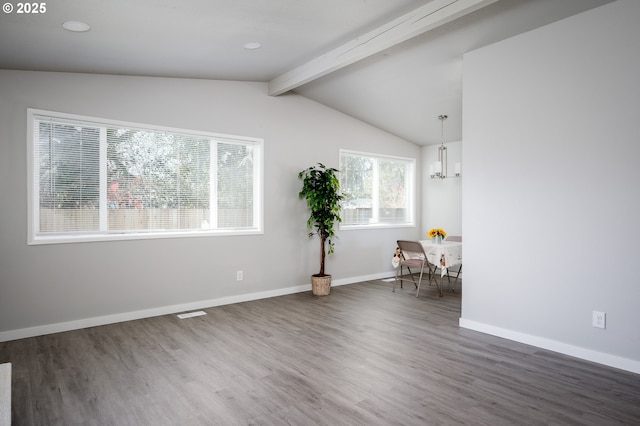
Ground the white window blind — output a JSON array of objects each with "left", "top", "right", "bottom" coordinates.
[
  {"left": 28, "top": 109, "right": 263, "bottom": 244},
  {"left": 35, "top": 117, "right": 102, "bottom": 233},
  {"left": 340, "top": 150, "right": 415, "bottom": 228}
]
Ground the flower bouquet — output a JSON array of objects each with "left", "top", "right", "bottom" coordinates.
[{"left": 428, "top": 228, "right": 446, "bottom": 243}]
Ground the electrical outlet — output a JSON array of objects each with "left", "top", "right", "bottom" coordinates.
[
  {"left": 236, "top": 270, "right": 243, "bottom": 281},
  {"left": 592, "top": 311, "right": 606, "bottom": 329}
]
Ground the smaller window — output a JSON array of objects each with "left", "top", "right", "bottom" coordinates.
[{"left": 340, "top": 150, "right": 415, "bottom": 228}]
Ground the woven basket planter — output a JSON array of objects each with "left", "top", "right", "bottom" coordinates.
[{"left": 311, "top": 274, "right": 332, "bottom": 296}]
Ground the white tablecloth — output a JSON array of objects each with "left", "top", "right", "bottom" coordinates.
[{"left": 420, "top": 240, "right": 462, "bottom": 276}]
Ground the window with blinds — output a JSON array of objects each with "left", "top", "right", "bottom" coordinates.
[
  {"left": 28, "top": 109, "right": 263, "bottom": 244},
  {"left": 340, "top": 149, "right": 415, "bottom": 228}
]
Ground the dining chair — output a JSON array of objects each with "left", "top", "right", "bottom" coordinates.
[
  {"left": 444, "top": 235, "right": 462, "bottom": 290},
  {"left": 394, "top": 240, "right": 443, "bottom": 297}
]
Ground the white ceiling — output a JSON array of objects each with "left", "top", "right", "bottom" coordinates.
[{"left": 0, "top": 0, "right": 613, "bottom": 145}]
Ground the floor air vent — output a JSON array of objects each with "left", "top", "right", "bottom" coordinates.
[{"left": 177, "top": 311, "right": 207, "bottom": 319}]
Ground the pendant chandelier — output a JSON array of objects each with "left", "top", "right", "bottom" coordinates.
[{"left": 429, "top": 114, "right": 461, "bottom": 179}]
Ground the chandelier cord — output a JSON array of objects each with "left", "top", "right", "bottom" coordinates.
[{"left": 438, "top": 114, "right": 447, "bottom": 146}]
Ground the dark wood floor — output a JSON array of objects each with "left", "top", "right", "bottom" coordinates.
[{"left": 1, "top": 279, "right": 639, "bottom": 425}]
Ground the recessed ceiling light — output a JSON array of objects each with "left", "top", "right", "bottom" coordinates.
[
  {"left": 62, "top": 21, "right": 91, "bottom": 32},
  {"left": 243, "top": 42, "right": 262, "bottom": 50}
]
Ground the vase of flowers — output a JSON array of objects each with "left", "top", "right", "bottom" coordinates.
[{"left": 428, "top": 228, "right": 446, "bottom": 244}]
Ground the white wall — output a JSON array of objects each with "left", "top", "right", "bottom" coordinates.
[
  {"left": 461, "top": 0, "right": 640, "bottom": 373},
  {"left": 421, "top": 141, "right": 462, "bottom": 239},
  {"left": 0, "top": 71, "right": 421, "bottom": 340}
]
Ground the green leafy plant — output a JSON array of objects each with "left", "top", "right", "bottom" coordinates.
[{"left": 298, "top": 163, "right": 345, "bottom": 277}]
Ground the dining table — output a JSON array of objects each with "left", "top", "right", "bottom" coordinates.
[{"left": 420, "top": 240, "right": 463, "bottom": 277}]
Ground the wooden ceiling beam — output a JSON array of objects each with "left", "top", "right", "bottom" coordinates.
[{"left": 268, "top": 0, "right": 498, "bottom": 96}]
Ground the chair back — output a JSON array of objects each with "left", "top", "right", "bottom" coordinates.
[
  {"left": 397, "top": 240, "right": 427, "bottom": 260},
  {"left": 446, "top": 235, "right": 462, "bottom": 242}
]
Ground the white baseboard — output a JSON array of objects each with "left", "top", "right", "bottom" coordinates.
[
  {"left": 332, "top": 271, "right": 394, "bottom": 286},
  {"left": 0, "top": 272, "right": 392, "bottom": 343},
  {"left": 459, "top": 318, "right": 640, "bottom": 375}
]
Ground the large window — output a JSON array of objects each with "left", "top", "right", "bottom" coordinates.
[
  {"left": 28, "top": 109, "right": 263, "bottom": 244},
  {"left": 340, "top": 150, "right": 415, "bottom": 228}
]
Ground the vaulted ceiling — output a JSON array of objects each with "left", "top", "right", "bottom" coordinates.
[{"left": 0, "top": 0, "right": 613, "bottom": 145}]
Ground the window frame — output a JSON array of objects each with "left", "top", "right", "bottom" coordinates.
[
  {"left": 339, "top": 149, "right": 416, "bottom": 230},
  {"left": 27, "top": 108, "right": 264, "bottom": 245}
]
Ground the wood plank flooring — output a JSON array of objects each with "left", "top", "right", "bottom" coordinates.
[{"left": 1, "top": 280, "right": 639, "bottom": 425}]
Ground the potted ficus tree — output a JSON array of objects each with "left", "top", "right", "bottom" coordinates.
[{"left": 298, "top": 163, "right": 345, "bottom": 296}]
